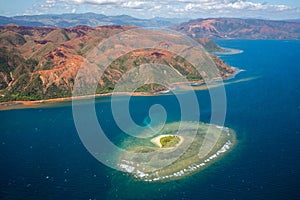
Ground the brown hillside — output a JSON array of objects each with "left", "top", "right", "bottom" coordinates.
[{"left": 0, "top": 25, "right": 233, "bottom": 101}]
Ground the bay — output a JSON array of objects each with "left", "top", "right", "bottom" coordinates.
[{"left": 0, "top": 40, "right": 299, "bottom": 199}]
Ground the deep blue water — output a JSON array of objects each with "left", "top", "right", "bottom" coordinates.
[{"left": 0, "top": 40, "right": 299, "bottom": 199}]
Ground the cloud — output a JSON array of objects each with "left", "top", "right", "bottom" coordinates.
[
  {"left": 121, "top": 1, "right": 145, "bottom": 9},
  {"left": 58, "top": 0, "right": 123, "bottom": 5},
  {"left": 45, "top": 0, "right": 56, "bottom": 3},
  {"left": 35, "top": 0, "right": 299, "bottom": 19},
  {"left": 178, "top": 0, "right": 292, "bottom": 12}
]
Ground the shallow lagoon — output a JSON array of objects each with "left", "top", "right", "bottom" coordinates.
[{"left": 118, "top": 122, "right": 236, "bottom": 182}]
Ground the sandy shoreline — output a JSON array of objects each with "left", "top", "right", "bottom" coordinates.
[
  {"left": 0, "top": 91, "right": 158, "bottom": 111},
  {"left": 0, "top": 82, "right": 224, "bottom": 111},
  {"left": 0, "top": 80, "right": 200, "bottom": 111},
  {"left": 151, "top": 134, "right": 184, "bottom": 148},
  {"left": 0, "top": 67, "right": 247, "bottom": 111}
]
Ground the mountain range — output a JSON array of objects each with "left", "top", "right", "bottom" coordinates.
[
  {"left": 1, "top": 13, "right": 299, "bottom": 39},
  {"left": 0, "top": 13, "right": 188, "bottom": 28}
]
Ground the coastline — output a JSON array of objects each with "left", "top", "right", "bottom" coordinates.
[
  {"left": 0, "top": 91, "right": 157, "bottom": 111},
  {"left": 0, "top": 83, "right": 210, "bottom": 111},
  {"left": 0, "top": 81, "right": 198, "bottom": 111},
  {"left": 0, "top": 81, "right": 232, "bottom": 111},
  {"left": 0, "top": 66, "right": 246, "bottom": 111}
]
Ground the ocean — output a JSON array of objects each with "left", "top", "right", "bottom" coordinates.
[{"left": 0, "top": 40, "right": 299, "bottom": 199}]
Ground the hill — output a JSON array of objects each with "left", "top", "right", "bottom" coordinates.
[
  {"left": 0, "top": 25, "right": 233, "bottom": 102},
  {"left": 174, "top": 18, "right": 300, "bottom": 39},
  {"left": 0, "top": 13, "right": 188, "bottom": 28}
]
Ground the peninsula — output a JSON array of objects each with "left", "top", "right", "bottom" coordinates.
[{"left": 0, "top": 25, "right": 234, "bottom": 106}]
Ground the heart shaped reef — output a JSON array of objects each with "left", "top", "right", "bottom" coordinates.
[{"left": 118, "top": 121, "right": 236, "bottom": 182}]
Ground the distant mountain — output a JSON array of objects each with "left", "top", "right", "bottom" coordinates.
[
  {"left": 285, "top": 19, "right": 300, "bottom": 23},
  {"left": 0, "top": 25, "right": 233, "bottom": 102},
  {"left": 3, "top": 14, "right": 299, "bottom": 40},
  {"left": 0, "top": 16, "right": 46, "bottom": 27},
  {"left": 0, "top": 13, "right": 188, "bottom": 28},
  {"left": 173, "top": 18, "right": 300, "bottom": 40}
]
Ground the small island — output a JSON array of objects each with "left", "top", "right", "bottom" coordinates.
[
  {"left": 118, "top": 122, "right": 236, "bottom": 182},
  {"left": 151, "top": 135, "right": 183, "bottom": 148}
]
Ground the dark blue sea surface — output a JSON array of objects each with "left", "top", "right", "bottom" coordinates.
[{"left": 0, "top": 40, "right": 299, "bottom": 199}]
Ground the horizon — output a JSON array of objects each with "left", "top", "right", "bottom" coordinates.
[
  {"left": 0, "top": 0, "right": 299, "bottom": 20},
  {"left": 1, "top": 12, "right": 299, "bottom": 22}
]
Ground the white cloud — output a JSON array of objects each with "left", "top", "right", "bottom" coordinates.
[
  {"left": 45, "top": 0, "right": 56, "bottom": 3},
  {"left": 35, "top": 0, "right": 299, "bottom": 19},
  {"left": 177, "top": 0, "right": 292, "bottom": 12},
  {"left": 58, "top": 0, "right": 123, "bottom": 5},
  {"left": 121, "top": 1, "right": 145, "bottom": 9}
]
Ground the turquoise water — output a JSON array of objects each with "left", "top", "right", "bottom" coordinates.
[{"left": 0, "top": 40, "right": 299, "bottom": 199}]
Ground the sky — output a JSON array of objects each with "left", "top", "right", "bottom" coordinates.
[{"left": 0, "top": 0, "right": 299, "bottom": 19}]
